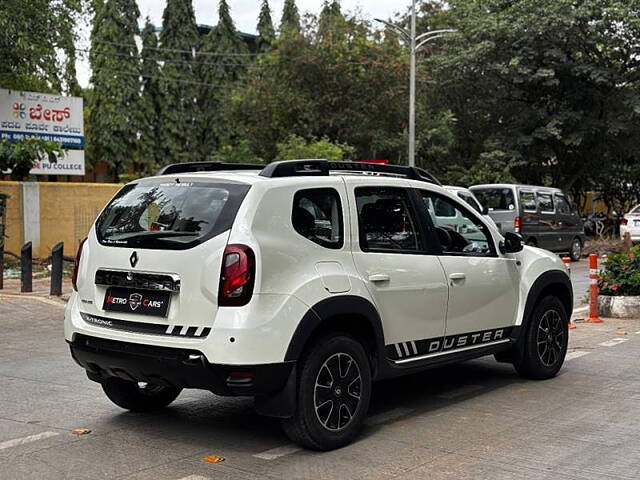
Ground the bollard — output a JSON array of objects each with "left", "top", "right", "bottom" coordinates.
[
  {"left": 585, "top": 253, "right": 603, "bottom": 323},
  {"left": 50, "top": 242, "right": 63, "bottom": 296},
  {"left": 562, "top": 257, "right": 576, "bottom": 329},
  {"left": 21, "top": 242, "right": 32, "bottom": 293}
]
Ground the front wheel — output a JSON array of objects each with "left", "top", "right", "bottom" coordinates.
[
  {"left": 102, "top": 378, "right": 182, "bottom": 412},
  {"left": 569, "top": 238, "right": 582, "bottom": 262},
  {"left": 282, "top": 334, "right": 372, "bottom": 450},
  {"left": 513, "top": 296, "right": 568, "bottom": 380}
]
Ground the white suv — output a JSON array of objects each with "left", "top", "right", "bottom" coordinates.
[{"left": 65, "top": 160, "right": 573, "bottom": 450}]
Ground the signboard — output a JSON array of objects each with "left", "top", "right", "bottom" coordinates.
[
  {"left": 0, "top": 89, "right": 84, "bottom": 148},
  {"left": 30, "top": 150, "right": 85, "bottom": 176}
]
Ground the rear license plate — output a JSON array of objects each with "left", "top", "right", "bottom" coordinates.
[{"left": 103, "top": 287, "right": 171, "bottom": 317}]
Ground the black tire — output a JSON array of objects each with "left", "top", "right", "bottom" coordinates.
[
  {"left": 513, "top": 296, "right": 568, "bottom": 380},
  {"left": 102, "top": 378, "right": 182, "bottom": 412},
  {"left": 282, "top": 334, "right": 372, "bottom": 450},
  {"left": 569, "top": 237, "right": 582, "bottom": 262}
]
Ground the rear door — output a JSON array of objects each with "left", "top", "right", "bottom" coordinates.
[
  {"left": 537, "top": 191, "right": 562, "bottom": 251},
  {"left": 346, "top": 179, "right": 449, "bottom": 362},
  {"left": 554, "top": 193, "right": 579, "bottom": 250},
  {"left": 470, "top": 186, "right": 517, "bottom": 235}
]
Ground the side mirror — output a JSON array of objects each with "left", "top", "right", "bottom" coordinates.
[{"left": 500, "top": 232, "right": 524, "bottom": 254}]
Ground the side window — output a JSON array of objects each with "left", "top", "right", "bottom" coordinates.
[
  {"left": 355, "top": 187, "right": 421, "bottom": 252},
  {"left": 555, "top": 195, "right": 572, "bottom": 215},
  {"left": 538, "top": 193, "right": 554, "bottom": 213},
  {"left": 292, "top": 188, "right": 343, "bottom": 249},
  {"left": 420, "top": 191, "right": 494, "bottom": 256},
  {"left": 520, "top": 191, "right": 537, "bottom": 212}
]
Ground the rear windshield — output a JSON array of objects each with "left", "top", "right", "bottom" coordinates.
[
  {"left": 96, "top": 181, "right": 250, "bottom": 249},
  {"left": 472, "top": 188, "right": 516, "bottom": 212}
]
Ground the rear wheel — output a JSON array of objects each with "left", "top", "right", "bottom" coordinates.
[
  {"left": 569, "top": 237, "right": 582, "bottom": 261},
  {"left": 513, "top": 296, "right": 568, "bottom": 380},
  {"left": 282, "top": 334, "right": 371, "bottom": 450},
  {"left": 102, "top": 378, "right": 181, "bottom": 412}
]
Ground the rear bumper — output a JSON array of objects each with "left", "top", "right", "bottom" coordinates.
[{"left": 69, "top": 333, "right": 295, "bottom": 397}]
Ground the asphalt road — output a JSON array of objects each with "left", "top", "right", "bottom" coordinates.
[{"left": 1, "top": 294, "right": 639, "bottom": 479}]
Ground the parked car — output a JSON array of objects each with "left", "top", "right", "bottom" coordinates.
[
  {"left": 621, "top": 204, "right": 640, "bottom": 243},
  {"left": 65, "top": 160, "right": 572, "bottom": 450},
  {"left": 470, "top": 184, "right": 586, "bottom": 261},
  {"left": 444, "top": 185, "right": 498, "bottom": 229}
]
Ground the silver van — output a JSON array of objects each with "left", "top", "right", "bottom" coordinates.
[{"left": 470, "top": 184, "right": 586, "bottom": 261}]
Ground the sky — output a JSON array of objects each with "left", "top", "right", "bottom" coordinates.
[{"left": 76, "top": 0, "right": 405, "bottom": 86}]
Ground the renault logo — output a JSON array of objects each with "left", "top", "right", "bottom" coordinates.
[{"left": 130, "top": 251, "right": 138, "bottom": 268}]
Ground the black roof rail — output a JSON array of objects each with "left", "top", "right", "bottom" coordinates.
[
  {"left": 157, "top": 161, "right": 264, "bottom": 176},
  {"left": 259, "top": 159, "right": 442, "bottom": 186}
]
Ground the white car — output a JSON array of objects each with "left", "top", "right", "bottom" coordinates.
[
  {"left": 621, "top": 204, "right": 640, "bottom": 243},
  {"left": 65, "top": 160, "right": 572, "bottom": 450}
]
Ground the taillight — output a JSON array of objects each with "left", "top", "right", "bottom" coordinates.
[
  {"left": 620, "top": 217, "right": 628, "bottom": 226},
  {"left": 514, "top": 216, "right": 521, "bottom": 233},
  {"left": 218, "top": 244, "right": 255, "bottom": 306},
  {"left": 71, "top": 238, "right": 87, "bottom": 292}
]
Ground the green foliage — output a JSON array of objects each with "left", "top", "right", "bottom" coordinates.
[
  {"left": 197, "top": 0, "right": 248, "bottom": 159},
  {"left": 257, "top": 0, "right": 276, "bottom": 51},
  {"left": 280, "top": 0, "right": 301, "bottom": 36},
  {"left": 88, "top": 0, "right": 140, "bottom": 180},
  {"left": 159, "top": 0, "right": 200, "bottom": 163},
  {"left": 0, "top": 0, "right": 83, "bottom": 93},
  {"left": 0, "top": 139, "right": 63, "bottom": 180},
  {"left": 137, "top": 19, "right": 163, "bottom": 175},
  {"left": 276, "top": 135, "right": 354, "bottom": 161},
  {"left": 599, "top": 247, "right": 640, "bottom": 296},
  {"left": 214, "top": 140, "right": 264, "bottom": 164}
]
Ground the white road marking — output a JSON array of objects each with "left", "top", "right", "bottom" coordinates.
[
  {"left": 599, "top": 338, "right": 629, "bottom": 347},
  {"left": 176, "top": 476, "right": 211, "bottom": 480},
  {"left": 438, "top": 384, "right": 484, "bottom": 399},
  {"left": 635, "top": 331, "right": 640, "bottom": 335},
  {"left": 0, "top": 294, "right": 66, "bottom": 308},
  {"left": 565, "top": 351, "right": 591, "bottom": 361},
  {"left": 0, "top": 431, "right": 59, "bottom": 450},
  {"left": 365, "top": 407, "right": 414, "bottom": 426},
  {"left": 253, "top": 444, "right": 301, "bottom": 460}
]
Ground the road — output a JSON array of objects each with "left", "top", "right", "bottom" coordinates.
[{"left": 1, "top": 294, "right": 639, "bottom": 479}]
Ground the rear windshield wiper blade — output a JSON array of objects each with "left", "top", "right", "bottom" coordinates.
[{"left": 106, "top": 231, "right": 200, "bottom": 242}]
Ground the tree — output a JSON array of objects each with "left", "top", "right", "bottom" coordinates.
[
  {"left": 280, "top": 0, "right": 301, "bottom": 37},
  {"left": 88, "top": 0, "right": 140, "bottom": 181},
  {"left": 159, "top": 0, "right": 201, "bottom": 162},
  {"left": 137, "top": 19, "right": 163, "bottom": 174},
  {"left": 276, "top": 135, "right": 353, "bottom": 161},
  {"left": 257, "top": 0, "right": 275, "bottom": 51},
  {"left": 197, "top": 0, "right": 248, "bottom": 159},
  {"left": 0, "top": 139, "right": 63, "bottom": 181},
  {"left": 0, "top": 0, "right": 82, "bottom": 93}
]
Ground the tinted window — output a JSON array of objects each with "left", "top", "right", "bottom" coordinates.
[
  {"left": 96, "top": 181, "right": 249, "bottom": 249},
  {"left": 355, "top": 187, "right": 420, "bottom": 252},
  {"left": 472, "top": 188, "right": 515, "bottom": 211},
  {"left": 421, "top": 191, "right": 493, "bottom": 256},
  {"left": 458, "top": 192, "right": 483, "bottom": 213},
  {"left": 555, "top": 195, "right": 571, "bottom": 214},
  {"left": 520, "top": 191, "right": 537, "bottom": 212},
  {"left": 538, "top": 193, "right": 554, "bottom": 213},
  {"left": 292, "top": 188, "right": 343, "bottom": 249}
]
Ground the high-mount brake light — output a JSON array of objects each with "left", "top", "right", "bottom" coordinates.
[
  {"left": 219, "top": 244, "right": 255, "bottom": 306},
  {"left": 514, "top": 216, "right": 522, "bottom": 233},
  {"left": 71, "top": 238, "right": 87, "bottom": 292}
]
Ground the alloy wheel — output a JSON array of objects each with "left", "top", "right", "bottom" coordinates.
[
  {"left": 314, "top": 353, "right": 362, "bottom": 432},
  {"left": 536, "top": 309, "right": 565, "bottom": 367}
]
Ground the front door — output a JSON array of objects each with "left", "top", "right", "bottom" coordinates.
[
  {"left": 417, "top": 189, "right": 520, "bottom": 351},
  {"left": 346, "top": 180, "right": 449, "bottom": 362}
]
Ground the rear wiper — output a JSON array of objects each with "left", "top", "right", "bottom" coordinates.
[{"left": 107, "top": 231, "right": 199, "bottom": 242}]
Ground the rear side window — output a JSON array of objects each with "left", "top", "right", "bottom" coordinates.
[
  {"left": 355, "top": 187, "right": 421, "bottom": 253},
  {"left": 472, "top": 188, "right": 515, "bottom": 211},
  {"left": 96, "top": 181, "right": 250, "bottom": 249},
  {"left": 538, "top": 193, "right": 554, "bottom": 213},
  {"left": 520, "top": 191, "right": 537, "bottom": 212},
  {"left": 292, "top": 188, "right": 343, "bottom": 249}
]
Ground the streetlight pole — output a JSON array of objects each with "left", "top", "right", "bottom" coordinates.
[{"left": 376, "top": 6, "right": 456, "bottom": 168}]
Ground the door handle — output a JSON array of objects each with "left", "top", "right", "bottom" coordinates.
[
  {"left": 368, "top": 273, "right": 390, "bottom": 283},
  {"left": 449, "top": 273, "right": 466, "bottom": 284}
]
